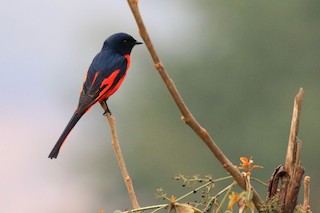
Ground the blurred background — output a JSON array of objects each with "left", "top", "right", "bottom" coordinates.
[{"left": 1, "top": 0, "right": 319, "bottom": 212}]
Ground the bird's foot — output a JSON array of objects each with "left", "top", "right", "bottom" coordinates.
[
  {"left": 103, "top": 107, "right": 112, "bottom": 116},
  {"left": 99, "top": 100, "right": 112, "bottom": 116}
]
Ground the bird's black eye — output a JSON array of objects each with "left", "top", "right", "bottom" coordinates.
[{"left": 123, "top": 39, "right": 128, "bottom": 43}]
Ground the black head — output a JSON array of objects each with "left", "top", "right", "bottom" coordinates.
[{"left": 102, "top": 32, "right": 142, "bottom": 55}]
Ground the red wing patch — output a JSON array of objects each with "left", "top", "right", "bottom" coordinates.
[
  {"left": 102, "top": 54, "right": 131, "bottom": 98},
  {"left": 95, "top": 69, "right": 120, "bottom": 102}
]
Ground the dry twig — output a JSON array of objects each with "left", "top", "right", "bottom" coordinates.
[
  {"left": 285, "top": 87, "right": 304, "bottom": 174},
  {"left": 126, "top": 0, "right": 262, "bottom": 210},
  {"left": 100, "top": 102, "right": 140, "bottom": 209},
  {"left": 279, "top": 88, "right": 305, "bottom": 212},
  {"left": 302, "top": 176, "right": 311, "bottom": 211}
]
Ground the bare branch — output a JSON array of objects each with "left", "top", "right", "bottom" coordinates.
[
  {"left": 285, "top": 87, "right": 304, "bottom": 174},
  {"left": 303, "top": 176, "right": 311, "bottom": 211},
  {"left": 126, "top": 0, "right": 262, "bottom": 210},
  {"left": 280, "top": 88, "right": 305, "bottom": 213},
  {"left": 100, "top": 102, "right": 140, "bottom": 209}
]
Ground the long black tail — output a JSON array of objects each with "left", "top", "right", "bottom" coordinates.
[{"left": 49, "top": 112, "right": 83, "bottom": 159}]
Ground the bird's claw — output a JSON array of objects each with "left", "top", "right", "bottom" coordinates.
[{"left": 103, "top": 108, "right": 112, "bottom": 116}]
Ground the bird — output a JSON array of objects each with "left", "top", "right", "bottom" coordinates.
[{"left": 48, "top": 32, "right": 142, "bottom": 159}]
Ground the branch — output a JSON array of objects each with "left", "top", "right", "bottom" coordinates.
[
  {"left": 302, "top": 176, "right": 311, "bottom": 211},
  {"left": 126, "top": 0, "right": 262, "bottom": 210},
  {"left": 100, "top": 102, "right": 140, "bottom": 209},
  {"left": 279, "top": 88, "right": 305, "bottom": 213},
  {"left": 285, "top": 87, "right": 304, "bottom": 174}
]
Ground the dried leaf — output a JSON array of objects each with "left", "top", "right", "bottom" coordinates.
[{"left": 174, "top": 203, "right": 195, "bottom": 213}]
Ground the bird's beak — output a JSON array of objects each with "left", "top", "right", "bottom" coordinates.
[{"left": 135, "top": 40, "right": 143, "bottom": 45}]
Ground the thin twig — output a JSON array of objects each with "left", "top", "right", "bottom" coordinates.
[
  {"left": 150, "top": 204, "right": 169, "bottom": 213},
  {"left": 215, "top": 182, "right": 235, "bottom": 213},
  {"left": 204, "top": 181, "right": 236, "bottom": 213},
  {"left": 126, "top": 0, "right": 262, "bottom": 210},
  {"left": 175, "top": 180, "right": 214, "bottom": 203},
  {"left": 100, "top": 102, "right": 140, "bottom": 209},
  {"left": 122, "top": 204, "right": 168, "bottom": 213},
  {"left": 302, "top": 176, "right": 311, "bottom": 211},
  {"left": 251, "top": 177, "right": 268, "bottom": 187}
]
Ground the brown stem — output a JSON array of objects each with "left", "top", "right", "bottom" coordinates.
[
  {"left": 100, "top": 102, "right": 140, "bottom": 209},
  {"left": 126, "top": 0, "right": 262, "bottom": 210},
  {"left": 280, "top": 88, "right": 305, "bottom": 213},
  {"left": 285, "top": 87, "right": 304, "bottom": 174},
  {"left": 303, "top": 176, "right": 311, "bottom": 211}
]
